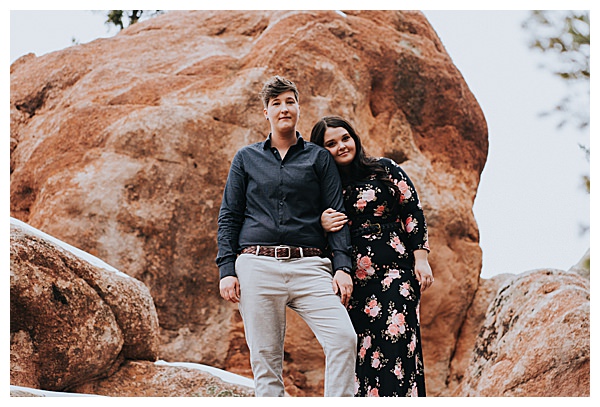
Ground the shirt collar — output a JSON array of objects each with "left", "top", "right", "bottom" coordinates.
[{"left": 263, "top": 132, "right": 305, "bottom": 150}]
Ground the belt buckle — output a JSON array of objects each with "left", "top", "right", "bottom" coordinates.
[{"left": 275, "top": 245, "right": 291, "bottom": 260}]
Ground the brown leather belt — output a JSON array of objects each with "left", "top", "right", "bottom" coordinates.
[{"left": 241, "top": 245, "right": 322, "bottom": 259}]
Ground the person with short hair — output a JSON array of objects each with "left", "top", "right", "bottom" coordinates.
[{"left": 216, "top": 77, "right": 357, "bottom": 397}]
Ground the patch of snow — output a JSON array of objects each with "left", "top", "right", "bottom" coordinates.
[
  {"left": 155, "top": 360, "right": 254, "bottom": 389},
  {"left": 10, "top": 385, "right": 104, "bottom": 397},
  {"left": 10, "top": 217, "right": 130, "bottom": 279}
]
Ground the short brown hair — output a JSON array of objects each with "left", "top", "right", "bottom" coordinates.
[{"left": 259, "top": 76, "right": 299, "bottom": 108}]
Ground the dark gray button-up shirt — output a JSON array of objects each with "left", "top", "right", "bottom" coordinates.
[{"left": 216, "top": 133, "right": 352, "bottom": 279}]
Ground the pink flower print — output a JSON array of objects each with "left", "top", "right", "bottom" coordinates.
[
  {"left": 365, "top": 298, "right": 381, "bottom": 317},
  {"left": 367, "top": 387, "right": 379, "bottom": 397},
  {"left": 362, "top": 189, "right": 376, "bottom": 202},
  {"left": 355, "top": 199, "right": 367, "bottom": 211},
  {"left": 355, "top": 268, "right": 367, "bottom": 280},
  {"left": 405, "top": 217, "right": 415, "bottom": 233},
  {"left": 357, "top": 254, "right": 372, "bottom": 270},
  {"left": 374, "top": 205, "right": 385, "bottom": 217},
  {"left": 362, "top": 335, "right": 372, "bottom": 349},
  {"left": 371, "top": 351, "right": 381, "bottom": 368},
  {"left": 409, "top": 334, "right": 417, "bottom": 353},
  {"left": 383, "top": 268, "right": 400, "bottom": 289},
  {"left": 391, "top": 311, "right": 406, "bottom": 326},
  {"left": 411, "top": 383, "right": 418, "bottom": 397},
  {"left": 390, "top": 235, "right": 406, "bottom": 255},
  {"left": 370, "top": 307, "right": 380, "bottom": 318},
  {"left": 390, "top": 311, "right": 406, "bottom": 334},
  {"left": 400, "top": 282, "right": 411, "bottom": 297},
  {"left": 393, "top": 360, "right": 404, "bottom": 380},
  {"left": 384, "top": 311, "right": 406, "bottom": 340},
  {"left": 359, "top": 346, "right": 367, "bottom": 359},
  {"left": 398, "top": 180, "right": 412, "bottom": 200},
  {"left": 356, "top": 254, "right": 375, "bottom": 277},
  {"left": 354, "top": 375, "right": 360, "bottom": 395}
]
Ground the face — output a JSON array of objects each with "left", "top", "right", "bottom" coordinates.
[
  {"left": 323, "top": 126, "right": 356, "bottom": 167},
  {"left": 263, "top": 90, "right": 299, "bottom": 134}
]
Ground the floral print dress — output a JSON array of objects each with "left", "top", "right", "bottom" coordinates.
[{"left": 344, "top": 158, "right": 430, "bottom": 397}]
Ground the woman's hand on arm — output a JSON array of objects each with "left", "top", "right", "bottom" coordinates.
[{"left": 321, "top": 208, "right": 348, "bottom": 233}]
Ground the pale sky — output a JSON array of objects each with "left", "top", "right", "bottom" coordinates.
[
  {"left": 7, "top": 5, "right": 592, "bottom": 279},
  {"left": 423, "top": 10, "right": 590, "bottom": 277}
]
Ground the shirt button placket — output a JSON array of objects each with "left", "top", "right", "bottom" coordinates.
[{"left": 279, "top": 163, "right": 284, "bottom": 224}]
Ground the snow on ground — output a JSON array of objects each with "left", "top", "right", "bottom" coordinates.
[
  {"left": 9, "top": 361, "right": 254, "bottom": 397},
  {"left": 155, "top": 360, "right": 254, "bottom": 388},
  {"left": 9, "top": 385, "right": 104, "bottom": 397},
  {"left": 10, "top": 217, "right": 130, "bottom": 279}
]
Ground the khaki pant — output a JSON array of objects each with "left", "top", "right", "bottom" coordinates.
[{"left": 235, "top": 254, "right": 357, "bottom": 397}]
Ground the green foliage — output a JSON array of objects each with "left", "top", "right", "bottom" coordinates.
[
  {"left": 105, "top": 10, "right": 163, "bottom": 30},
  {"left": 523, "top": 10, "right": 590, "bottom": 237},
  {"left": 523, "top": 10, "right": 590, "bottom": 130}
]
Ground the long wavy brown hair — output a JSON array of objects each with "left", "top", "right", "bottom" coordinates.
[{"left": 310, "top": 116, "right": 400, "bottom": 198}]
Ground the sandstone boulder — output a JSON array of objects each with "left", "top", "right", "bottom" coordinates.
[
  {"left": 10, "top": 10, "right": 487, "bottom": 394},
  {"left": 10, "top": 218, "right": 160, "bottom": 391},
  {"left": 444, "top": 273, "right": 514, "bottom": 394},
  {"left": 71, "top": 361, "right": 254, "bottom": 397},
  {"left": 453, "top": 269, "right": 590, "bottom": 396}
]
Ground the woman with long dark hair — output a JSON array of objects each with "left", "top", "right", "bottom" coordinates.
[{"left": 311, "top": 116, "right": 434, "bottom": 397}]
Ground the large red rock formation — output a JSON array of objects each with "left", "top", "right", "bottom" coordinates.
[
  {"left": 10, "top": 218, "right": 159, "bottom": 390},
  {"left": 11, "top": 10, "right": 488, "bottom": 395}
]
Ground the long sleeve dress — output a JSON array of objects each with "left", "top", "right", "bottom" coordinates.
[{"left": 343, "top": 157, "right": 430, "bottom": 397}]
